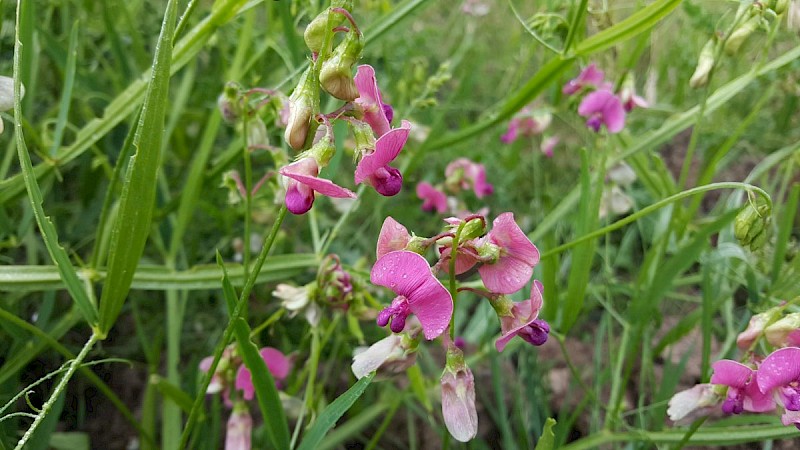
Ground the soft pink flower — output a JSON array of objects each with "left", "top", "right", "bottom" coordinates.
[
  {"left": 445, "top": 158, "right": 494, "bottom": 198},
  {"left": 540, "top": 136, "right": 559, "bottom": 157},
  {"left": 280, "top": 157, "right": 356, "bottom": 214},
  {"left": 620, "top": 86, "right": 648, "bottom": 112},
  {"left": 501, "top": 107, "right": 551, "bottom": 144},
  {"left": 667, "top": 384, "right": 720, "bottom": 422},
  {"left": 354, "top": 65, "right": 393, "bottom": 137},
  {"left": 495, "top": 280, "right": 550, "bottom": 352},
  {"left": 477, "top": 213, "right": 540, "bottom": 295},
  {"left": 371, "top": 251, "right": 453, "bottom": 340},
  {"left": 438, "top": 244, "right": 480, "bottom": 275},
  {"left": 736, "top": 311, "right": 773, "bottom": 350},
  {"left": 756, "top": 347, "right": 800, "bottom": 429},
  {"left": 765, "top": 313, "right": 800, "bottom": 348},
  {"left": 377, "top": 216, "right": 412, "bottom": 259},
  {"left": 199, "top": 356, "right": 225, "bottom": 394},
  {"left": 416, "top": 182, "right": 448, "bottom": 213},
  {"left": 225, "top": 407, "right": 252, "bottom": 450},
  {"left": 351, "top": 332, "right": 418, "bottom": 379},
  {"left": 441, "top": 347, "right": 478, "bottom": 442},
  {"left": 711, "top": 359, "right": 775, "bottom": 414},
  {"left": 578, "top": 89, "right": 626, "bottom": 134},
  {"left": 354, "top": 120, "right": 411, "bottom": 196},
  {"left": 235, "top": 347, "right": 291, "bottom": 401},
  {"left": 563, "top": 63, "right": 605, "bottom": 95}
]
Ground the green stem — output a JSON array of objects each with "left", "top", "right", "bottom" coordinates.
[
  {"left": 179, "top": 205, "right": 288, "bottom": 447},
  {"left": 541, "top": 182, "right": 772, "bottom": 258},
  {"left": 447, "top": 222, "right": 465, "bottom": 342},
  {"left": 563, "top": 0, "right": 589, "bottom": 55},
  {"left": 14, "top": 333, "right": 99, "bottom": 450}
]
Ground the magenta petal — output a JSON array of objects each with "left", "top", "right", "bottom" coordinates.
[
  {"left": 284, "top": 181, "right": 314, "bottom": 214},
  {"left": 744, "top": 380, "right": 776, "bottom": 412},
  {"left": 439, "top": 246, "right": 479, "bottom": 275},
  {"left": 710, "top": 360, "right": 753, "bottom": 388},
  {"left": 602, "top": 96, "right": 626, "bottom": 133},
  {"left": 235, "top": 365, "right": 256, "bottom": 401},
  {"left": 281, "top": 168, "right": 356, "bottom": 199},
  {"left": 757, "top": 347, "right": 800, "bottom": 393},
  {"left": 489, "top": 213, "right": 540, "bottom": 266},
  {"left": 370, "top": 251, "right": 453, "bottom": 339},
  {"left": 578, "top": 89, "right": 612, "bottom": 116},
  {"left": 260, "top": 347, "right": 290, "bottom": 381},
  {"left": 377, "top": 216, "right": 412, "bottom": 259},
  {"left": 354, "top": 65, "right": 391, "bottom": 136},
  {"left": 355, "top": 120, "right": 411, "bottom": 184},
  {"left": 416, "top": 182, "right": 448, "bottom": 213}
]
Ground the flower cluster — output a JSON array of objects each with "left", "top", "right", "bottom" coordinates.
[
  {"left": 352, "top": 213, "right": 550, "bottom": 441},
  {"left": 415, "top": 158, "right": 493, "bottom": 216},
  {"left": 668, "top": 304, "right": 800, "bottom": 430},
  {"left": 563, "top": 64, "right": 647, "bottom": 134},
  {"left": 199, "top": 346, "right": 291, "bottom": 449}
]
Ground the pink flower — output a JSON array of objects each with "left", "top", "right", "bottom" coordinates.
[
  {"left": 351, "top": 333, "right": 418, "bottom": 379},
  {"left": 620, "top": 87, "right": 648, "bottom": 112},
  {"left": 667, "top": 384, "right": 721, "bottom": 422},
  {"left": 477, "top": 213, "right": 540, "bottom": 295},
  {"left": 280, "top": 157, "right": 356, "bottom": 214},
  {"left": 354, "top": 65, "right": 393, "bottom": 137},
  {"left": 441, "top": 346, "right": 478, "bottom": 442},
  {"left": 495, "top": 280, "right": 550, "bottom": 352},
  {"left": 757, "top": 347, "right": 800, "bottom": 429},
  {"left": 235, "top": 347, "right": 291, "bottom": 401},
  {"left": 199, "top": 355, "right": 225, "bottom": 394},
  {"left": 225, "top": 407, "right": 252, "bottom": 450},
  {"left": 376, "top": 216, "right": 412, "bottom": 259},
  {"left": 500, "top": 107, "right": 551, "bottom": 144},
  {"left": 445, "top": 158, "right": 494, "bottom": 198},
  {"left": 540, "top": 136, "right": 559, "bottom": 157},
  {"left": 563, "top": 63, "right": 605, "bottom": 95},
  {"left": 710, "top": 359, "right": 775, "bottom": 415},
  {"left": 578, "top": 89, "right": 626, "bottom": 134},
  {"left": 416, "top": 182, "right": 448, "bottom": 213},
  {"left": 371, "top": 250, "right": 453, "bottom": 340},
  {"left": 354, "top": 120, "right": 411, "bottom": 196}
]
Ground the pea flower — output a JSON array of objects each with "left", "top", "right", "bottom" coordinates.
[
  {"left": 225, "top": 406, "right": 252, "bottom": 450},
  {"left": 493, "top": 280, "right": 550, "bottom": 352},
  {"left": 351, "top": 330, "right": 420, "bottom": 379},
  {"left": 710, "top": 359, "right": 775, "bottom": 415},
  {"left": 235, "top": 347, "right": 292, "bottom": 400},
  {"left": 577, "top": 89, "right": 626, "bottom": 134},
  {"left": 354, "top": 64, "right": 393, "bottom": 136},
  {"left": 667, "top": 384, "right": 721, "bottom": 422},
  {"left": 377, "top": 216, "right": 412, "bottom": 259},
  {"left": 441, "top": 346, "right": 478, "bottom": 442},
  {"left": 500, "top": 106, "right": 551, "bottom": 144},
  {"left": 354, "top": 120, "right": 411, "bottom": 196},
  {"left": 284, "top": 66, "right": 319, "bottom": 150},
  {"left": 445, "top": 158, "right": 494, "bottom": 198},
  {"left": 416, "top": 182, "right": 448, "bottom": 213},
  {"left": 280, "top": 157, "right": 356, "bottom": 214},
  {"left": 757, "top": 347, "right": 800, "bottom": 429},
  {"left": 477, "top": 213, "right": 540, "bottom": 295},
  {"left": 764, "top": 314, "right": 800, "bottom": 348},
  {"left": 273, "top": 283, "right": 320, "bottom": 326},
  {"left": 563, "top": 63, "right": 605, "bottom": 95},
  {"left": 372, "top": 250, "right": 453, "bottom": 340}
]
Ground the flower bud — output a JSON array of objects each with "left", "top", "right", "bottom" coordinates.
[
  {"left": 725, "top": 16, "right": 760, "bottom": 55},
  {"left": 765, "top": 312, "right": 800, "bottom": 347},
  {"left": 734, "top": 202, "right": 771, "bottom": 249},
  {"left": 285, "top": 66, "right": 319, "bottom": 150},
  {"left": 225, "top": 405, "right": 252, "bottom": 450},
  {"left": 305, "top": 125, "right": 336, "bottom": 167},
  {"left": 246, "top": 117, "right": 269, "bottom": 148},
  {"left": 303, "top": 1, "right": 353, "bottom": 53},
  {"left": 319, "top": 30, "right": 363, "bottom": 101},
  {"left": 775, "top": 0, "right": 790, "bottom": 15},
  {"left": 441, "top": 346, "right": 478, "bottom": 442},
  {"left": 217, "top": 82, "right": 242, "bottom": 124},
  {"left": 690, "top": 39, "right": 717, "bottom": 88}
]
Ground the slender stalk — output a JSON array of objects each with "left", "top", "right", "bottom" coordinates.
[
  {"left": 447, "top": 222, "right": 466, "bottom": 342},
  {"left": 14, "top": 333, "right": 99, "bottom": 449},
  {"left": 179, "top": 205, "right": 288, "bottom": 447}
]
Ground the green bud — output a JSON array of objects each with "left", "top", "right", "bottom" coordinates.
[
  {"left": 304, "top": 11, "right": 334, "bottom": 54},
  {"left": 725, "top": 16, "right": 759, "bottom": 55},
  {"left": 406, "top": 236, "right": 430, "bottom": 255},
  {"left": 246, "top": 117, "right": 269, "bottom": 148},
  {"left": 217, "top": 82, "right": 242, "bottom": 124},
  {"left": 749, "top": 229, "right": 768, "bottom": 251},
  {"left": 690, "top": 39, "right": 716, "bottom": 88},
  {"left": 459, "top": 217, "right": 487, "bottom": 242},
  {"left": 319, "top": 30, "right": 363, "bottom": 101},
  {"left": 764, "top": 312, "right": 800, "bottom": 346},
  {"left": 734, "top": 202, "right": 771, "bottom": 247},
  {"left": 775, "top": 0, "right": 790, "bottom": 14},
  {"left": 476, "top": 241, "right": 501, "bottom": 264}
]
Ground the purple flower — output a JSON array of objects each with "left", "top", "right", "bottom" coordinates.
[
  {"left": 354, "top": 120, "right": 411, "bottom": 196},
  {"left": 416, "top": 182, "right": 448, "bottom": 213},
  {"left": 371, "top": 250, "right": 453, "bottom": 340},
  {"left": 563, "top": 64, "right": 605, "bottom": 95},
  {"left": 710, "top": 359, "right": 775, "bottom": 415},
  {"left": 354, "top": 65, "right": 393, "bottom": 137},
  {"left": 477, "top": 213, "right": 540, "bottom": 295},
  {"left": 757, "top": 347, "right": 800, "bottom": 429},
  {"left": 280, "top": 157, "right": 357, "bottom": 214},
  {"left": 578, "top": 89, "right": 626, "bottom": 134},
  {"left": 235, "top": 347, "right": 291, "bottom": 401},
  {"left": 495, "top": 280, "right": 550, "bottom": 352}
]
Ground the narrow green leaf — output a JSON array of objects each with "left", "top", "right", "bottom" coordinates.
[
  {"left": 219, "top": 260, "right": 291, "bottom": 450},
  {"left": 297, "top": 372, "right": 376, "bottom": 450},
  {"left": 48, "top": 21, "right": 79, "bottom": 157},
  {"left": 534, "top": 418, "right": 557, "bottom": 450},
  {"left": 48, "top": 433, "right": 90, "bottom": 450},
  {"left": 152, "top": 376, "right": 195, "bottom": 414},
  {"left": 771, "top": 184, "right": 800, "bottom": 285},
  {"left": 97, "top": 0, "right": 177, "bottom": 336},
  {"left": 574, "top": 0, "right": 682, "bottom": 56},
  {"left": 13, "top": 1, "right": 98, "bottom": 327}
]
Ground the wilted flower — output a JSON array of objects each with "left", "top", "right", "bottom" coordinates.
[
  {"left": 501, "top": 107, "right": 552, "bottom": 144},
  {"left": 284, "top": 66, "right": 319, "bottom": 150},
  {"left": 599, "top": 186, "right": 634, "bottom": 219},
  {"left": 441, "top": 346, "right": 478, "bottom": 442},
  {"left": 540, "top": 136, "right": 559, "bottom": 157},
  {"left": 619, "top": 74, "right": 648, "bottom": 112},
  {"left": 461, "top": 0, "right": 489, "bottom": 16},
  {"left": 690, "top": 39, "right": 717, "bottom": 89},
  {"left": 0, "top": 76, "right": 24, "bottom": 135},
  {"left": 577, "top": 89, "right": 626, "bottom": 133},
  {"left": 416, "top": 182, "right": 448, "bottom": 213},
  {"left": 563, "top": 64, "right": 605, "bottom": 95},
  {"left": 765, "top": 313, "right": 800, "bottom": 348},
  {"left": 319, "top": 28, "right": 363, "bottom": 101},
  {"left": 372, "top": 250, "right": 453, "bottom": 340},
  {"left": 273, "top": 283, "right": 320, "bottom": 326}
]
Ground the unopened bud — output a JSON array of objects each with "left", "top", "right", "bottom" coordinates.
[
  {"left": 246, "top": 117, "right": 269, "bottom": 148},
  {"left": 304, "top": 1, "right": 353, "bottom": 53},
  {"left": 319, "top": 30, "right": 363, "bottom": 101},
  {"left": 460, "top": 216, "right": 487, "bottom": 241},
  {"left": 690, "top": 39, "right": 716, "bottom": 88},
  {"left": 217, "top": 82, "right": 242, "bottom": 124},
  {"left": 284, "top": 66, "right": 319, "bottom": 150},
  {"left": 765, "top": 312, "right": 800, "bottom": 347},
  {"left": 725, "top": 16, "right": 760, "bottom": 55},
  {"left": 734, "top": 202, "right": 771, "bottom": 250},
  {"left": 775, "top": 0, "right": 790, "bottom": 14}
]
